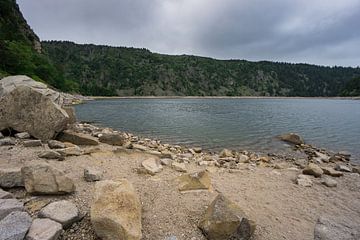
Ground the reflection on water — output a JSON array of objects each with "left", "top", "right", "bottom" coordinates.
[{"left": 75, "top": 98, "right": 360, "bottom": 161}]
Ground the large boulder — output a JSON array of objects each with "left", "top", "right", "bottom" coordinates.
[
  {"left": 0, "top": 81, "right": 70, "bottom": 141},
  {"left": 279, "top": 133, "right": 304, "bottom": 145},
  {"left": 199, "top": 194, "right": 255, "bottom": 240},
  {"left": 91, "top": 180, "right": 142, "bottom": 240},
  {"left": 21, "top": 163, "right": 75, "bottom": 195}
]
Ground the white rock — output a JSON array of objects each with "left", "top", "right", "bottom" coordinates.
[
  {"left": 141, "top": 158, "right": 163, "bottom": 175},
  {"left": 15, "top": 132, "right": 30, "bottom": 139}
]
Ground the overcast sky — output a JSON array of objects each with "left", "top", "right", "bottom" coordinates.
[{"left": 18, "top": 0, "right": 360, "bottom": 67}]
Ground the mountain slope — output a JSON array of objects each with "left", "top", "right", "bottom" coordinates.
[{"left": 43, "top": 41, "right": 360, "bottom": 96}]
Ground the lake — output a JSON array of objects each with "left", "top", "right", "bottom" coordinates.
[{"left": 75, "top": 98, "right": 360, "bottom": 161}]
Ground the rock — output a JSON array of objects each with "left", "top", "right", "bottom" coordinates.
[
  {"left": 352, "top": 166, "right": 360, "bottom": 174},
  {"left": 84, "top": 168, "right": 103, "bottom": 182},
  {"left": 141, "top": 158, "right": 163, "bottom": 175},
  {"left": 23, "top": 140, "right": 42, "bottom": 147},
  {"left": 0, "top": 137, "right": 16, "bottom": 146},
  {"left": 56, "top": 146, "right": 83, "bottom": 156},
  {"left": 0, "top": 168, "right": 24, "bottom": 188},
  {"left": 279, "top": 133, "right": 304, "bottom": 145},
  {"left": 0, "top": 199, "right": 24, "bottom": 220},
  {"left": 15, "top": 132, "right": 31, "bottom": 139},
  {"left": 294, "top": 158, "right": 308, "bottom": 169},
  {"left": 338, "top": 151, "right": 351, "bottom": 160},
  {"left": 160, "top": 158, "right": 172, "bottom": 166},
  {"left": 39, "top": 200, "right": 80, "bottom": 229},
  {"left": 335, "top": 164, "right": 352, "bottom": 172},
  {"left": 62, "top": 106, "right": 77, "bottom": 124},
  {"left": 0, "top": 211, "right": 32, "bottom": 240},
  {"left": 303, "top": 163, "right": 323, "bottom": 177},
  {"left": 47, "top": 140, "right": 66, "bottom": 149},
  {"left": 0, "top": 132, "right": 3, "bottom": 139},
  {"left": 238, "top": 154, "right": 250, "bottom": 163},
  {"left": 0, "top": 188, "right": 13, "bottom": 199},
  {"left": 314, "top": 216, "right": 359, "bottom": 240},
  {"left": 132, "top": 144, "right": 148, "bottom": 151},
  {"left": 296, "top": 174, "right": 313, "bottom": 187},
  {"left": 321, "top": 177, "right": 337, "bottom": 188},
  {"left": 26, "top": 218, "right": 63, "bottom": 240},
  {"left": 172, "top": 162, "right": 187, "bottom": 172},
  {"left": 314, "top": 151, "right": 330, "bottom": 163},
  {"left": 38, "top": 150, "right": 63, "bottom": 160},
  {"left": 178, "top": 170, "right": 211, "bottom": 191},
  {"left": 193, "top": 147, "right": 202, "bottom": 153},
  {"left": 21, "top": 163, "right": 75, "bottom": 195},
  {"left": 91, "top": 180, "right": 142, "bottom": 240},
  {"left": 321, "top": 167, "right": 343, "bottom": 177},
  {"left": 0, "top": 84, "right": 69, "bottom": 141},
  {"left": 219, "top": 149, "right": 234, "bottom": 158},
  {"left": 57, "top": 130, "right": 99, "bottom": 146},
  {"left": 199, "top": 194, "right": 255, "bottom": 240},
  {"left": 99, "top": 133, "right": 126, "bottom": 146}
]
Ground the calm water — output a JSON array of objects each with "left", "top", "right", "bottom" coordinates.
[{"left": 75, "top": 98, "right": 360, "bottom": 161}]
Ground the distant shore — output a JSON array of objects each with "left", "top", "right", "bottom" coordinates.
[{"left": 90, "top": 96, "right": 360, "bottom": 100}]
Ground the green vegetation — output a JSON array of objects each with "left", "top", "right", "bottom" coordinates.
[
  {"left": 43, "top": 41, "right": 360, "bottom": 96},
  {"left": 341, "top": 77, "right": 360, "bottom": 96},
  {"left": 1, "top": 0, "right": 360, "bottom": 96}
]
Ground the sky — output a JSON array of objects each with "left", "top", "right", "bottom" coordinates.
[{"left": 18, "top": 0, "right": 360, "bottom": 67}]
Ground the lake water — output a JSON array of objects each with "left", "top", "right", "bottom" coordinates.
[{"left": 75, "top": 98, "right": 360, "bottom": 161}]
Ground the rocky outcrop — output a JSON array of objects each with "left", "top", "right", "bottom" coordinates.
[
  {"left": 178, "top": 170, "right": 211, "bottom": 191},
  {"left": 57, "top": 130, "right": 99, "bottom": 146},
  {"left": 279, "top": 133, "right": 304, "bottom": 145},
  {"left": 21, "top": 163, "right": 75, "bottom": 195},
  {"left": 39, "top": 200, "right": 80, "bottom": 229},
  {"left": 0, "top": 82, "right": 70, "bottom": 140},
  {"left": 199, "top": 194, "right": 255, "bottom": 240},
  {"left": 91, "top": 180, "right": 142, "bottom": 240},
  {"left": 26, "top": 218, "right": 63, "bottom": 240}
]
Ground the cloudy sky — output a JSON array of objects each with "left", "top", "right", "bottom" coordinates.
[{"left": 18, "top": 0, "right": 360, "bottom": 67}]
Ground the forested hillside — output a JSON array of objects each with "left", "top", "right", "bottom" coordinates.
[{"left": 1, "top": 0, "right": 360, "bottom": 96}]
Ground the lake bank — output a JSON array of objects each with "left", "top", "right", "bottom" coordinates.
[{"left": 1, "top": 122, "right": 360, "bottom": 239}]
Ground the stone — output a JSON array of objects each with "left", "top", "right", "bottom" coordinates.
[
  {"left": 160, "top": 158, "right": 172, "bottom": 166},
  {"left": 199, "top": 194, "right": 255, "bottom": 240},
  {"left": 91, "top": 180, "right": 142, "bottom": 240},
  {"left": 193, "top": 147, "right": 202, "bottom": 153},
  {"left": 314, "top": 216, "right": 360, "bottom": 240},
  {"left": 15, "top": 132, "right": 31, "bottom": 139},
  {"left": 39, "top": 200, "right": 80, "bottom": 229},
  {"left": 141, "top": 158, "right": 163, "bottom": 175},
  {"left": 26, "top": 218, "right": 63, "bottom": 240},
  {"left": 57, "top": 130, "right": 99, "bottom": 146},
  {"left": 279, "top": 133, "right": 304, "bottom": 145},
  {"left": 62, "top": 106, "right": 77, "bottom": 124},
  {"left": 0, "top": 211, "right": 32, "bottom": 240},
  {"left": 0, "top": 188, "right": 13, "bottom": 199},
  {"left": 314, "top": 151, "right": 330, "bottom": 163},
  {"left": 38, "top": 150, "right": 63, "bottom": 160},
  {"left": 321, "top": 167, "right": 343, "bottom": 177},
  {"left": 321, "top": 177, "right": 337, "bottom": 188},
  {"left": 21, "top": 163, "right": 75, "bottom": 194},
  {"left": 172, "top": 162, "right": 187, "bottom": 172},
  {"left": 178, "top": 170, "right": 211, "bottom": 191},
  {"left": 47, "top": 140, "right": 66, "bottom": 149},
  {"left": 294, "top": 158, "right": 308, "bottom": 169},
  {"left": 219, "top": 149, "right": 234, "bottom": 158},
  {"left": 0, "top": 168, "right": 24, "bottom": 188},
  {"left": 99, "top": 133, "right": 126, "bottom": 146},
  {"left": 335, "top": 164, "right": 351, "bottom": 172},
  {"left": 0, "top": 132, "right": 3, "bottom": 139},
  {"left": 0, "top": 84, "right": 69, "bottom": 141},
  {"left": 296, "top": 174, "right": 313, "bottom": 187},
  {"left": 0, "top": 199, "right": 24, "bottom": 220},
  {"left": 132, "top": 144, "right": 148, "bottom": 151},
  {"left": 238, "top": 154, "right": 250, "bottom": 163},
  {"left": 56, "top": 146, "right": 83, "bottom": 157},
  {"left": 23, "top": 140, "right": 42, "bottom": 147},
  {"left": 0, "top": 137, "right": 15, "bottom": 146},
  {"left": 84, "top": 168, "right": 103, "bottom": 182},
  {"left": 338, "top": 151, "right": 351, "bottom": 160},
  {"left": 352, "top": 166, "right": 360, "bottom": 174},
  {"left": 303, "top": 163, "right": 323, "bottom": 177}
]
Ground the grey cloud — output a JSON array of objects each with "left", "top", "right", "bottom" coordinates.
[{"left": 18, "top": 0, "right": 360, "bottom": 66}]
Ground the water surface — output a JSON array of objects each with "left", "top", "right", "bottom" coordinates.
[{"left": 75, "top": 98, "right": 360, "bottom": 161}]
